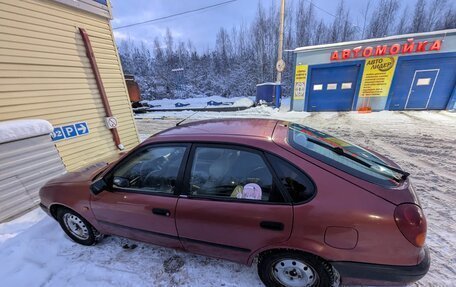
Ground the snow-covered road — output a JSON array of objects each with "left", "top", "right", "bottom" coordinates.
[{"left": 1, "top": 108, "right": 455, "bottom": 287}]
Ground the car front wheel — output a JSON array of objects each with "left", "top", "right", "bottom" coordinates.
[
  {"left": 258, "top": 251, "right": 335, "bottom": 287},
  {"left": 57, "top": 208, "right": 98, "bottom": 246}
]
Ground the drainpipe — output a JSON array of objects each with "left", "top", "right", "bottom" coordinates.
[{"left": 79, "top": 27, "right": 124, "bottom": 150}]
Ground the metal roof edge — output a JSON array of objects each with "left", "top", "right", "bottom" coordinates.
[
  {"left": 294, "top": 29, "right": 456, "bottom": 53},
  {"left": 52, "top": 0, "right": 111, "bottom": 19}
]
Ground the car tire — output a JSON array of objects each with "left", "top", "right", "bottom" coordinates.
[
  {"left": 258, "top": 250, "right": 335, "bottom": 287},
  {"left": 56, "top": 207, "right": 98, "bottom": 246}
]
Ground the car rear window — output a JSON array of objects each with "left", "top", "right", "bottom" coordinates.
[{"left": 288, "top": 123, "right": 404, "bottom": 187}]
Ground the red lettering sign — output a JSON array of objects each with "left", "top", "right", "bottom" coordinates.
[
  {"left": 329, "top": 38, "right": 443, "bottom": 61},
  {"left": 342, "top": 49, "right": 351, "bottom": 59}
]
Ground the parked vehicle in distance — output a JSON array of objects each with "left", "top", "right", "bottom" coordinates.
[{"left": 39, "top": 118, "right": 429, "bottom": 287}]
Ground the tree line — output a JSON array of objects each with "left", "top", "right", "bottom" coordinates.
[{"left": 118, "top": 0, "right": 456, "bottom": 100}]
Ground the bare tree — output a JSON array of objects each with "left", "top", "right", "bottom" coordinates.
[
  {"left": 295, "top": 0, "right": 315, "bottom": 47},
  {"left": 164, "top": 28, "right": 174, "bottom": 61},
  {"left": 366, "top": 0, "right": 400, "bottom": 38},
  {"left": 395, "top": 6, "right": 410, "bottom": 35},
  {"left": 410, "top": 0, "right": 427, "bottom": 32},
  {"left": 214, "top": 27, "right": 233, "bottom": 74},
  {"left": 360, "top": 0, "right": 372, "bottom": 39},
  {"left": 313, "top": 19, "right": 329, "bottom": 44},
  {"left": 329, "top": 0, "right": 357, "bottom": 42},
  {"left": 426, "top": 0, "right": 448, "bottom": 30},
  {"left": 435, "top": 7, "right": 456, "bottom": 29}
]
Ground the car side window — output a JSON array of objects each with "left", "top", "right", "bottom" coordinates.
[
  {"left": 189, "top": 147, "right": 284, "bottom": 203},
  {"left": 112, "top": 146, "right": 186, "bottom": 194},
  {"left": 266, "top": 154, "right": 315, "bottom": 203}
]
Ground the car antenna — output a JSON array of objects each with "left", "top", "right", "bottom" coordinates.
[{"left": 176, "top": 105, "right": 207, "bottom": 126}]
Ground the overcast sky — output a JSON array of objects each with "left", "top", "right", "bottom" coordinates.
[{"left": 110, "top": 0, "right": 418, "bottom": 52}]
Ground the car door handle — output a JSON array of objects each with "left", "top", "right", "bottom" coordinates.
[
  {"left": 152, "top": 208, "right": 170, "bottom": 217},
  {"left": 260, "top": 221, "right": 284, "bottom": 231}
]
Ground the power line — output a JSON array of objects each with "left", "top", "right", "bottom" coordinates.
[
  {"left": 303, "top": 0, "right": 359, "bottom": 28},
  {"left": 113, "top": 0, "right": 238, "bottom": 30},
  {"left": 304, "top": 0, "right": 337, "bottom": 19}
]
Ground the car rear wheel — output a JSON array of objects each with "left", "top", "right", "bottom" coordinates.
[
  {"left": 258, "top": 251, "right": 335, "bottom": 287},
  {"left": 57, "top": 208, "right": 98, "bottom": 246}
]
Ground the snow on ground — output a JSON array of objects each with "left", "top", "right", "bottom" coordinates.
[
  {"left": 142, "top": 95, "right": 256, "bottom": 109},
  {"left": 1, "top": 100, "right": 455, "bottom": 287},
  {"left": 0, "top": 209, "right": 261, "bottom": 287}
]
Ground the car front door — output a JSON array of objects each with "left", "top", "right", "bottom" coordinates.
[
  {"left": 175, "top": 144, "right": 293, "bottom": 263},
  {"left": 90, "top": 144, "right": 189, "bottom": 249}
]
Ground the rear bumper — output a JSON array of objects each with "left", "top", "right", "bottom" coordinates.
[{"left": 332, "top": 247, "right": 430, "bottom": 285}]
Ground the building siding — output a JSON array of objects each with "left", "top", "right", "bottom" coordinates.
[
  {"left": 0, "top": 134, "right": 66, "bottom": 222},
  {"left": 0, "top": 0, "right": 139, "bottom": 171}
]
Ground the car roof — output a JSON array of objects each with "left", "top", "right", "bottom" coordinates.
[{"left": 153, "top": 118, "right": 279, "bottom": 139}]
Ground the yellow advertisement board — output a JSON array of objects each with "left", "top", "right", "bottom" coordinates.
[
  {"left": 359, "top": 56, "right": 397, "bottom": 97},
  {"left": 293, "top": 65, "right": 308, "bottom": 100}
]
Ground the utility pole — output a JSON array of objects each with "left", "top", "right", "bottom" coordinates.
[{"left": 276, "top": 0, "right": 286, "bottom": 83}]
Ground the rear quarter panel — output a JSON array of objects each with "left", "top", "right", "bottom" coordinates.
[{"left": 263, "top": 144, "right": 422, "bottom": 266}]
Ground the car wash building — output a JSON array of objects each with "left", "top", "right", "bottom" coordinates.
[{"left": 290, "top": 29, "right": 456, "bottom": 112}]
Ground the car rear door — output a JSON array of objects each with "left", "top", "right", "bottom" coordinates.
[
  {"left": 90, "top": 143, "right": 189, "bottom": 249},
  {"left": 175, "top": 144, "right": 293, "bottom": 263}
]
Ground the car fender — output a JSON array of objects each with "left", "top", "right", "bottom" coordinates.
[
  {"left": 41, "top": 182, "right": 102, "bottom": 232},
  {"left": 246, "top": 240, "right": 327, "bottom": 265}
]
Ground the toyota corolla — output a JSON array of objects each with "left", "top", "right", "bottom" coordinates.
[{"left": 39, "top": 118, "right": 429, "bottom": 287}]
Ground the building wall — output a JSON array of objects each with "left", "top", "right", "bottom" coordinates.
[
  {"left": 0, "top": 0, "right": 139, "bottom": 171},
  {"left": 292, "top": 30, "right": 456, "bottom": 112},
  {"left": 0, "top": 134, "right": 66, "bottom": 222}
]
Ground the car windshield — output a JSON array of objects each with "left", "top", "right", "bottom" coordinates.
[{"left": 288, "top": 123, "right": 408, "bottom": 187}]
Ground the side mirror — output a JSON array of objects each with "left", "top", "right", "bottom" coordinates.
[
  {"left": 90, "top": 178, "right": 108, "bottom": 195},
  {"left": 113, "top": 176, "right": 130, "bottom": 188}
]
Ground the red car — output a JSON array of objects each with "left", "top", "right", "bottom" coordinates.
[{"left": 39, "top": 119, "right": 429, "bottom": 287}]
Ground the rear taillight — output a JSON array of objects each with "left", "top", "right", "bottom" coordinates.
[{"left": 394, "top": 204, "right": 427, "bottom": 247}]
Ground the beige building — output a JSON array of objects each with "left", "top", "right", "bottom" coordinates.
[{"left": 0, "top": 0, "right": 139, "bottom": 171}]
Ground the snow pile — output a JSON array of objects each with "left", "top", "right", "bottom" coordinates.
[
  {"left": 0, "top": 119, "right": 53, "bottom": 144},
  {"left": 233, "top": 97, "right": 254, "bottom": 107},
  {"left": 143, "top": 95, "right": 256, "bottom": 110},
  {"left": 136, "top": 97, "right": 308, "bottom": 121}
]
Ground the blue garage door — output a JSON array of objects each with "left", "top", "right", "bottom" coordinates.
[
  {"left": 307, "top": 64, "right": 360, "bottom": 111},
  {"left": 405, "top": 70, "right": 438, "bottom": 109},
  {"left": 389, "top": 55, "right": 456, "bottom": 110}
]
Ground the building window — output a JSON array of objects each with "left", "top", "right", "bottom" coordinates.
[
  {"left": 327, "top": 83, "right": 337, "bottom": 90},
  {"left": 416, "top": 78, "right": 431, "bottom": 86},
  {"left": 313, "top": 84, "right": 323, "bottom": 91},
  {"left": 341, "top": 82, "right": 352, "bottom": 89}
]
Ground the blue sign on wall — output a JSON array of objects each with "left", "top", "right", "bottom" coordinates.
[
  {"left": 62, "top": 125, "right": 77, "bottom": 138},
  {"left": 52, "top": 127, "right": 65, "bottom": 141},
  {"left": 75, "top": 122, "right": 89, "bottom": 135},
  {"left": 52, "top": 122, "right": 90, "bottom": 142}
]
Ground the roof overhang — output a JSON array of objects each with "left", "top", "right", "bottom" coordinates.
[
  {"left": 294, "top": 29, "right": 456, "bottom": 53},
  {"left": 52, "top": 0, "right": 111, "bottom": 19}
]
